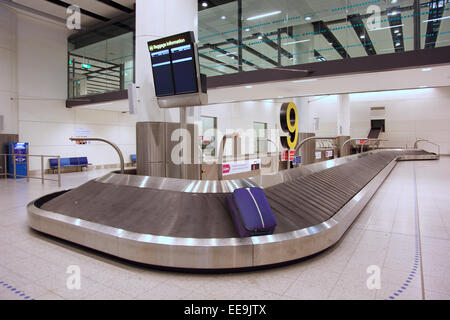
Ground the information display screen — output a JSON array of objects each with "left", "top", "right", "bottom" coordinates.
[
  {"left": 150, "top": 49, "right": 175, "bottom": 96},
  {"left": 171, "top": 44, "right": 198, "bottom": 94},
  {"left": 148, "top": 32, "right": 199, "bottom": 97}
]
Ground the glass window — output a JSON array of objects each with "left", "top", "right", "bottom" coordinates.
[{"left": 68, "top": 15, "right": 135, "bottom": 99}]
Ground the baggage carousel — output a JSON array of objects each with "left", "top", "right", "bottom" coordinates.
[{"left": 27, "top": 149, "right": 438, "bottom": 270}]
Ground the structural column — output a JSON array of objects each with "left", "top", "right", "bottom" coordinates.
[
  {"left": 337, "top": 94, "right": 351, "bottom": 156},
  {"left": 135, "top": 0, "right": 199, "bottom": 123},
  {"left": 293, "top": 97, "right": 315, "bottom": 165},
  {"left": 135, "top": 0, "right": 201, "bottom": 177}
]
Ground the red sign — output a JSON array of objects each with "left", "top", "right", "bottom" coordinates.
[
  {"left": 222, "top": 164, "right": 231, "bottom": 174},
  {"left": 282, "top": 150, "right": 296, "bottom": 161},
  {"left": 358, "top": 139, "right": 368, "bottom": 144}
]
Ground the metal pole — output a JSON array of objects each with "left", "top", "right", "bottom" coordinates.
[
  {"left": 237, "top": 0, "right": 243, "bottom": 73},
  {"left": 26, "top": 154, "right": 30, "bottom": 182},
  {"left": 41, "top": 155, "right": 44, "bottom": 185},
  {"left": 180, "top": 107, "right": 187, "bottom": 179},
  {"left": 413, "top": 0, "right": 421, "bottom": 50},
  {"left": 3, "top": 154, "right": 6, "bottom": 179},
  {"left": 57, "top": 156, "right": 61, "bottom": 188},
  {"left": 13, "top": 154, "right": 16, "bottom": 180}
]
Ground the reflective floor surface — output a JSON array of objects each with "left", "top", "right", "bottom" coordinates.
[{"left": 0, "top": 159, "right": 449, "bottom": 300}]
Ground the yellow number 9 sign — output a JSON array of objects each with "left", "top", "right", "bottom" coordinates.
[{"left": 280, "top": 102, "right": 299, "bottom": 150}]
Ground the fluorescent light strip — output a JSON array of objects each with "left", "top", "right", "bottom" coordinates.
[
  {"left": 369, "top": 24, "right": 404, "bottom": 31},
  {"left": 172, "top": 57, "right": 193, "bottom": 64},
  {"left": 423, "top": 16, "right": 450, "bottom": 23},
  {"left": 152, "top": 61, "right": 171, "bottom": 67},
  {"left": 283, "top": 39, "right": 311, "bottom": 45},
  {"left": 247, "top": 11, "right": 281, "bottom": 21}
]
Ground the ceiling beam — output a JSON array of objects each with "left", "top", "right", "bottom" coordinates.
[
  {"left": 313, "top": 21, "right": 350, "bottom": 59},
  {"left": 96, "top": 0, "right": 133, "bottom": 13},
  {"left": 204, "top": 43, "right": 262, "bottom": 70},
  {"left": 386, "top": 8, "right": 405, "bottom": 52},
  {"left": 226, "top": 38, "right": 281, "bottom": 67},
  {"left": 45, "top": 0, "right": 110, "bottom": 21},
  {"left": 347, "top": 14, "right": 376, "bottom": 56},
  {"left": 198, "top": 54, "right": 240, "bottom": 72},
  {"left": 257, "top": 32, "right": 294, "bottom": 60},
  {"left": 424, "top": 1, "right": 446, "bottom": 48}
]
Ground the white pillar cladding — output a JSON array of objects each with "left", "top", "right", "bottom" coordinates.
[
  {"left": 135, "top": 0, "right": 200, "bottom": 123},
  {"left": 337, "top": 94, "right": 350, "bottom": 136},
  {"left": 293, "top": 97, "right": 313, "bottom": 133}
]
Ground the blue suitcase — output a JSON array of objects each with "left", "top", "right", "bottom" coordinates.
[{"left": 227, "top": 187, "right": 277, "bottom": 237}]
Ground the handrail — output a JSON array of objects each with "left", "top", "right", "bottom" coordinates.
[
  {"left": 0, "top": 153, "right": 61, "bottom": 187},
  {"left": 70, "top": 137, "right": 125, "bottom": 174},
  {"left": 294, "top": 136, "right": 337, "bottom": 152},
  {"left": 414, "top": 138, "right": 440, "bottom": 156},
  {"left": 340, "top": 138, "right": 386, "bottom": 155}
]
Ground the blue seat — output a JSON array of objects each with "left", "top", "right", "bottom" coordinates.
[
  {"left": 78, "top": 157, "right": 88, "bottom": 166},
  {"left": 48, "top": 157, "right": 89, "bottom": 173},
  {"left": 61, "top": 158, "right": 71, "bottom": 167},
  {"left": 49, "top": 158, "right": 59, "bottom": 168}
]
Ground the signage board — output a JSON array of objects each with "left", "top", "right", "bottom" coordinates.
[
  {"left": 148, "top": 32, "right": 199, "bottom": 97},
  {"left": 222, "top": 159, "right": 261, "bottom": 176}
]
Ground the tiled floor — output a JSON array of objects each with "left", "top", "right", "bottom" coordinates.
[{"left": 0, "top": 158, "right": 449, "bottom": 300}]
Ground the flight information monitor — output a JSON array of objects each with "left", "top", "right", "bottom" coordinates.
[
  {"left": 148, "top": 32, "right": 199, "bottom": 97},
  {"left": 171, "top": 44, "right": 198, "bottom": 94},
  {"left": 150, "top": 49, "right": 175, "bottom": 96}
]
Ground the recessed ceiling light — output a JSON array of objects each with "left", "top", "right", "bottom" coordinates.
[
  {"left": 258, "top": 35, "right": 263, "bottom": 40},
  {"left": 245, "top": 85, "right": 253, "bottom": 89},
  {"left": 394, "top": 29, "right": 400, "bottom": 34},
  {"left": 395, "top": 42, "right": 401, "bottom": 46},
  {"left": 305, "top": 16, "right": 312, "bottom": 21},
  {"left": 360, "top": 35, "right": 365, "bottom": 39},
  {"left": 247, "top": 11, "right": 281, "bottom": 21},
  {"left": 392, "top": 0, "right": 398, "bottom": 3},
  {"left": 419, "top": 85, "right": 428, "bottom": 88},
  {"left": 221, "top": 16, "right": 226, "bottom": 20},
  {"left": 245, "top": 28, "right": 250, "bottom": 32},
  {"left": 202, "top": 1, "right": 208, "bottom": 7},
  {"left": 421, "top": 68, "right": 432, "bottom": 72}
]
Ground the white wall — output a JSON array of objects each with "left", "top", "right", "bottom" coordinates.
[
  {"left": 0, "top": 7, "right": 137, "bottom": 170},
  {"left": 202, "top": 86, "right": 450, "bottom": 156},
  {"left": 0, "top": 6, "right": 18, "bottom": 134},
  {"left": 349, "top": 87, "right": 450, "bottom": 154}
]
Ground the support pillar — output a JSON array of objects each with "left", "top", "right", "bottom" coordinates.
[{"left": 337, "top": 94, "right": 351, "bottom": 157}]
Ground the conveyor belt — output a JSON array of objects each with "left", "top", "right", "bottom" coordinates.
[
  {"left": 29, "top": 149, "right": 438, "bottom": 269},
  {"left": 39, "top": 150, "right": 432, "bottom": 238}
]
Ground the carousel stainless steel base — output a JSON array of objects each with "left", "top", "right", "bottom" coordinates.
[{"left": 27, "top": 149, "right": 438, "bottom": 270}]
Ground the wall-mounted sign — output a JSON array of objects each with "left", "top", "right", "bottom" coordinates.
[
  {"left": 325, "top": 150, "right": 333, "bottom": 158},
  {"left": 222, "top": 159, "right": 261, "bottom": 176},
  {"left": 358, "top": 139, "right": 368, "bottom": 144},
  {"left": 315, "top": 152, "right": 322, "bottom": 160}
]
